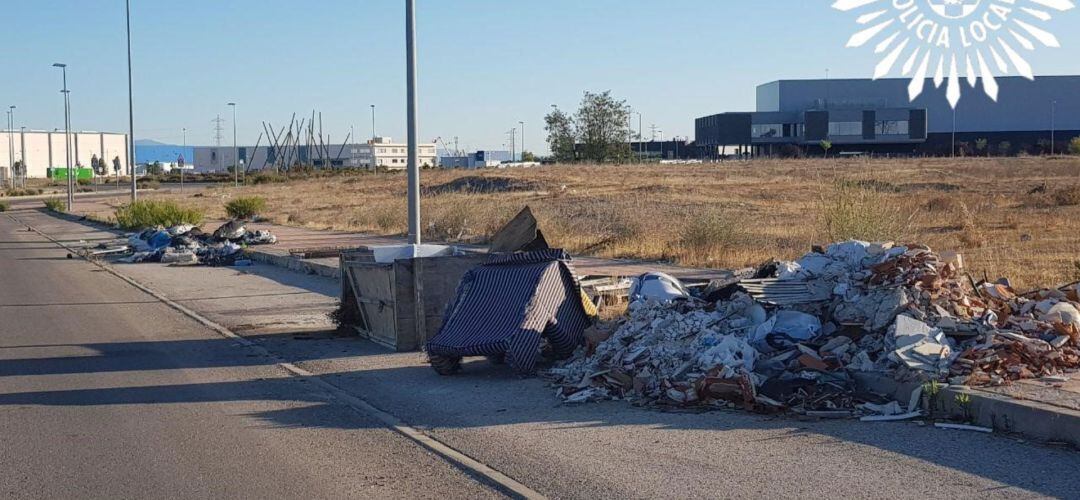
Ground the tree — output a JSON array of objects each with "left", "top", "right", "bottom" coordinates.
[
  {"left": 521, "top": 151, "right": 537, "bottom": 162},
  {"left": 975, "top": 138, "right": 989, "bottom": 157},
  {"left": 1070, "top": 137, "right": 1080, "bottom": 155},
  {"left": 998, "top": 141, "right": 1012, "bottom": 157},
  {"left": 574, "top": 91, "right": 632, "bottom": 163},
  {"left": 820, "top": 140, "right": 833, "bottom": 158},
  {"left": 957, "top": 141, "right": 973, "bottom": 157},
  {"left": 544, "top": 107, "right": 576, "bottom": 163},
  {"left": 146, "top": 161, "right": 164, "bottom": 176}
]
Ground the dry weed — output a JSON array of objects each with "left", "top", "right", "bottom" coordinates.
[{"left": 126, "top": 157, "right": 1080, "bottom": 290}]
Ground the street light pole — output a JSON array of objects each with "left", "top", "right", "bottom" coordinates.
[
  {"left": 405, "top": 0, "right": 420, "bottom": 245},
  {"left": 510, "top": 127, "right": 516, "bottom": 163},
  {"left": 519, "top": 121, "right": 524, "bottom": 161},
  {"left": 228, "top": 102, "right": 237, "bottom": 187},
  {"left": 951, "top": 107, "right": 957, "bottom": 158},
  {"left": 53, "top": 63, "right": 73, "bottom": 211},
  {"left": 370, "top": 104, "right": 377, "bottom": 172},
  {"left": 181, "top": 127, "right": 186, "bottom": 193},
  {"left": 126, "top": 0, "right": 137, "bottom": 202},
  {"left": 6, "top": 106, "right": 13, "bottom": 190}
]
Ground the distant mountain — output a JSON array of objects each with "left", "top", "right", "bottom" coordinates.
[{"left": 134, "top": 139, "right": 171, "bottom": 146}]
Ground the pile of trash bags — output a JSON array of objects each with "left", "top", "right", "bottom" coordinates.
[
  {"left": 115, "top": 220, "right": 277, "bottom": 266},
  {"left": 546, "top": 241, "right": 1080, "bottom": 414}
]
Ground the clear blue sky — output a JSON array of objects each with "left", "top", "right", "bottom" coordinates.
[{"left": 2, "top": 0, "right": 1077, "bottom": 152}]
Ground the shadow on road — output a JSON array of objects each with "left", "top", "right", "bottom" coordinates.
[{"left": 1, "top": 328, "right": 1079, "bottom": 498}]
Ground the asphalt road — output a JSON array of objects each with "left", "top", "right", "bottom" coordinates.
[
  {"left": 0, "top": 212, "right": 499, "bottom": 499},
  {"left": 3, "top": 207, "right": 1080, "bottom": 499}
]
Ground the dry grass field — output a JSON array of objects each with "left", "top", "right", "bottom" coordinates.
[{"left": 131, "top": 157, "right": 1080, "bottom": 289}]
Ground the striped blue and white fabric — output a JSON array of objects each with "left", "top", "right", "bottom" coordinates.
[{"left": 427, "top": 249, "right": 591, "bottom": 373}]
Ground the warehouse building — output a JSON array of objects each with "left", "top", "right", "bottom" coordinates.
[
  {"left": 440, "top": 150, "right": 512, "bottom": 169},
  {"left": 194, "top": 137, "right": 437, "bottom": 173},
  {"left": 695, "top": 76, "right": 1080, "bottom": 157},
  {"left": 0, "top": 130, "right": 130, "bottom": 180}
]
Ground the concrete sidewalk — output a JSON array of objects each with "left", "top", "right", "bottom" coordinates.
[{"left": 11, "top": 206, "right": 1080, "bottom": 498}]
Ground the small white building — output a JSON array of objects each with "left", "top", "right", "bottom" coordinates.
[
  {"left": 358, "top": 137, "right": 438, "bottom": 170},
  {"left": 0, "top": 130, "right": 130, "bottom": 179}
]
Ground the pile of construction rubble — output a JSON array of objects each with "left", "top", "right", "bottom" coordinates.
[
  {"left": 546, "top": 241, "right": 1080, "bottom": 414},
  {"left": 82, "top": 220, "right": 277, "bottom": 266}
]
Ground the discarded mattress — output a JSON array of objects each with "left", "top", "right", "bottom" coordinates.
[{"left": 427, "top": 249, "right": 593, "bottom": 374}]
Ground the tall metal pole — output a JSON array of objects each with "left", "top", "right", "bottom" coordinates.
[
  {"left": 181, "top": 127, "right": 186, "bottom": 193},
  {"left": 19, "top": 126, "right": 25, "bottom": 188},
  {"left": 126, "top": 0, "right": 137, "bottom": 201},
  {"left": 370, "top": 104, "right": 376, "bottom": 141},
  {"left": 65, "top": 87, "right": 72, "bottom": 209},
  {"left": 510, "top": 127, "right": 516, "bottom": 163},
  {"left": 405, "top": 0, "right": 420, "bottom": 245},
  {"left": 1051, "top": 100, "right": 1057, "bottom": 156},
  {"left": 54, "top": 63, "right": 73, "bottom": 211},
  {"left": 229, "top": 102, "right": 237, "bottom": 186},
  {"left": 519, "top": 121, "right": 524, "bottom": 161},
  {"left": 951, "top": 107, "right": 957, "bottom": 158},
  {"left": 6, "top": 107, "right": 12, "bottom": 190},
  {"left": 370, "top": 104, "right": 377, "bottom": 172}
]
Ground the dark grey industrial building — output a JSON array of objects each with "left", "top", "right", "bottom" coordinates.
[{"left": 695, "top": 76, "right": 1080, "bottom": 157}]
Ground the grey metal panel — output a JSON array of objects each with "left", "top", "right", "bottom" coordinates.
[
  {"left": 772, "top": 76, "right": 1080, "bottom": 134},
  {"left": 805, "top": 111, "right": 828, "bottom": 142},
  {"left": 750, "top": 112, "right": 799, "bottom": 124},
  {"left": 696, "top": 113, "right": 751, "bottom": 146},
  {"left": 910, "top": 109, "right": 927, "bottom": 140},
  {"left": 756, "top": 81, "right": 781, "bottom": 112},
  {"left": 863, "top": 110, "right": 876, "bottom": 140}
]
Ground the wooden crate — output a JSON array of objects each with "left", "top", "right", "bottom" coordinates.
[{"left": 340, "top": 249, "right": 489, "bottom": 351}]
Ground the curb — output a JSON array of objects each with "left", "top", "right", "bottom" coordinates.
[
  {"left": 854, "top": 373, "right": 1080, "bottom": 448},
  {"left": 244, "top": 249, "right": 341, "bottom": 279}
]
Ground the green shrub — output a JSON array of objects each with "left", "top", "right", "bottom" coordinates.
[
  {"left": 819, "top": 180, "right": 912, "bottom": 242},
  {"left": 248, "top": 173, "right": 287, "bottom": 185},
  {"left": 225, "top": 196, "right": 268, "bottom": 219},
  {"left": 5, "top": 188, "right": 45, "bottom": 197},
  {"left": 0, "top": 201, "right": 9, "bottom": 212},
  {"left": 114, "top": 200, "right": 204, "bottom": 230},
  {"left": 43, "top": 198, "right": 65, "bottom": 213},
  {"left": 678, "top": 210, "right": 743, "bottom": 263}
]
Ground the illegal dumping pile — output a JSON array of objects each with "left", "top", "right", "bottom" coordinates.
[
  {"left": 546, "top": 241, "right": 1080, "bottom": 413},
  {"left": 84, "top": 219, "right": 277, "bottom": 266}
]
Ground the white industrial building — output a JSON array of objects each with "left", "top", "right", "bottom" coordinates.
[
  {"left": 193, "top": 137, "right": 437, "bottom": 173},
  {"left": 0, "top": 130, "right": 130, "bottom": 180}
]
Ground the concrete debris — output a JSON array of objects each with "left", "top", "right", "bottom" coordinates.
[
  {"left": 629, "top": 272, "right": 691, "bottom": 305},
  {"left": 934, "top": 422, "right": 993, "bottom": 433},
  {"left": 547, "top": 240, "right": 1080, "bottom": 416}
]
